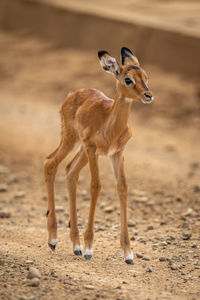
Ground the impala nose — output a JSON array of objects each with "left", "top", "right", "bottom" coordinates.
[
  {"left": 142, "top": 92, "right": 153, "bottom": 103},
  {"left": 144, "top": 93, "right": 153, "bottom": 100}
]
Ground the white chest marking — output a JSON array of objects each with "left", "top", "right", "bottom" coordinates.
[
  {"left": 108, "top": 148, "right": 117, "bottom": 156},
  {"left": 125, "top": 97, "right": 133, "bottom": 103}
]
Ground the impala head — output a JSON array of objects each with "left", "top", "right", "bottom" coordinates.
[{"left": 98, "top": 47, "right": 153, "bottom": 104}]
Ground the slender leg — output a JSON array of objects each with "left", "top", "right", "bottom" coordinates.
[
  {"left": 84, "top": 146, "right": 101, "bottom": 259},
  {"left": 44, "top": 138, "right": 75, "bottom": 250},
  {"left": 66, "top": 147, "right": 88, "bottom": 255},
  {"left": 110, "top": 151, "right": 133, "bottom": 264}
]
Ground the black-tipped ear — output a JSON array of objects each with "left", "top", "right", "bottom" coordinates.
[
  {"left": 98, "top": 50, "right": 109, "bottom": 59},
  {"left": 98, "top": 50, "right": 121, "bottom": 79},
  {"left": 121, "top": 47, "right": 139, "bottom": 66}
]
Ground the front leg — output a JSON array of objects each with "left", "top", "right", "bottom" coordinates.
[
  {"left": 84, "top": 146, "right": 101, "bottom": 259},
  {"left": 110, "top": 151, "right": 133, "bottom": 264}
]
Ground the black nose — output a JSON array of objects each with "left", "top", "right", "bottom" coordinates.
[{"left": 144, "top": 93, "right": 152, "bottom": 99}]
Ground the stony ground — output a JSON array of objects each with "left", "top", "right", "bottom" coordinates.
[{"left": 0, "top": 32, "right": 200, "bottom": 300}]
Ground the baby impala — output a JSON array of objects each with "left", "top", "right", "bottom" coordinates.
[{"left": 44, "top": 47, "right": 153, "bottom": 264}]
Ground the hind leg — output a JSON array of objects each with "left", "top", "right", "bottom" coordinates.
[
  {"left": 66, "top": 147, "right": 88, "bottom": 255},
  {"left": 44, "top": 138, "right": 75, "bottom": 250}
]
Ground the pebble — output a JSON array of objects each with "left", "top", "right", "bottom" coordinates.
[
  {"left": 128, "top": 220, "right": 136, "bottom": 227},
  {"left": 15, "top": 191, "right": 26, "bottom": 199},
  {"left": 160, "top": 241, "right": 168, "bottom": 247},
  {"left": 146, "top": 267, "right": 153, "bottom": 272},
  {"left": 104, "top": 206, "right": 115, "bottom": 213},
  {"left": 28, "top": 278, "right": 40, "bottom": 287},
  {"left": 27, "top": 267, "right": 41, "bottom": 279},
  {"left": 147, "top": 225, "right": 154, "bottom": 231},
  {"left": 182, "top": 231, "right": 192, "bottom": 240},
  {"left": 0, "top": 211, "right": 11, "bottom": 218},
  {"left": 182, "top": 208, "right": 195, "bottom": 217},
  {"left": 170, "top": 264, "right": 178, "bottom": 270},
  {"left": 133, "top": 196, "right": 148, "bottom": 203},
  {"left": 84, "top": 284, "right": 94, "bottom": 290},
  {"left": 8, "top": 175, "right": 18, "bottom": 184},
  {"left": 25, "top": 260, "right": 34, "bottom": 264},
  {"left": 55, "top": 206, "right": 65, "bottom": 212},
  {"left": 142, "top": 256, "right": 150, "bottom": 261},
  {"left": 0, "top": 184, "right": 8, "bottom": 192},
  {"left": 136, "top": 253, "right": 143, "bottom": 259},
  {"left": 193, "top": 184, "right": 200, "bottom": 193},
  {"left": 159, "top": 256, "right": 167, "bottom": 262}
]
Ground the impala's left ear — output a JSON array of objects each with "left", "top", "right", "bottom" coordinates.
[
  {"left": 98, "top": 50, "right": 121, "bottom": 79},
  {"left": 121, "top": 47, "right": 140, "bottom": 67}
]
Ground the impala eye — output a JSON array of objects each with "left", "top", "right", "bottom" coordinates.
[{"left": 125, "top": 77, "right": 134, "bottom": 86}]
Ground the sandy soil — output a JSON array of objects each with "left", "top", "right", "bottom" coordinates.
[{"left": 0, "top": 31, "right": 200, "bottom": 300}]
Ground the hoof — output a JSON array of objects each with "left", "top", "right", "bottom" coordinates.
[
  {"left": 48, "top": 243, "right": 56, "bottom": 251},
  {"left": 74, "top": 250, "right": 82, "bottom": 256},
  {"left": 84, "top": 254, "right": 92, "bottom": 260},
  {"left": 125, "top": 259, "right": 134, "bottom": 265}
]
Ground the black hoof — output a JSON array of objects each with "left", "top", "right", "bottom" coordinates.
[
  {"left": 125, "top": 259, "right": 134, "bottom": 265},
  {"left": 48, "top": 243, "right": 56, "bottom": 251},
  {"left": 74, "top": 250, "right": 82, "bottom": 256},
  {"left": 84, "top": 254, "right": 92, "bottom": 260}
]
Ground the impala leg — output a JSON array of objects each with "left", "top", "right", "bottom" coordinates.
[
  {"left": 66, "top": 148, "right": 88, "bottom": 255},
  {"left": 110, "top": 152, "right": 133, "bottom": 264},
  {"left": 44, "top": 140, "right": 74, "bottom": 250},
  {"left": 84, "top": 146, "right": 101, "bottom": 260}
]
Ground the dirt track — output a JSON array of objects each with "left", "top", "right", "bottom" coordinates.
[{"left": 0, "top": 16, "right": 200, "bottom": 300}]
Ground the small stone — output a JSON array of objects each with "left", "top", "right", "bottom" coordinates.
[
  {"left": 146, "top": 267, "right": 153, "bottom": 272},
  {"left": 136, "top": 253, "right": 143, "bottom": 259},
  {"left": 16, "top": 296, "right": 28, "bottom": 300},
  {"left": 15, "top": 191, "right": 26, "bottom": 199},
  {"left": 170, "top": 264, "right": 178, "bottom": 270},
  {"left": 80, "top": 189, "right": 88, "bottom": 196},
  {"left": 183, "top": 208, "right": 195, "bottom": 217},
  {"left": 84, "top": 284, "right": 94, "bottom": 290},
  {"left": 194, "top": 184, "right": 200, "bottom": 193},
  {"left": 134, "top": 196, "right": 148, "bottom": 203},
  {"left": 27, "top": 267, "right": 41, "bottom": 279},
  {"left": 0, "top": 211, "right": 11, "bottom": 218},
  {"left": 29, "top": 296, "right": 37, "bottom": 300},
  {"left": 128, "top": 220, "right": 136, "bottom": 227},
  {"left": 190, "top": 162, "right": 199, "bottom": 169},
  {"left": 147, "top": 225, "right": 154, "bottom": 231},
  {"left": 28, "top": 278, "right": 40, "bottom": 287},
  {"left": 182, "top": 231, "right": 192, "bottom": 240},
  {"left": 8, "top": 175, "right": 18, "bottom": 184},
  {"left": 55, "top": 206, "right": 65, "bottom": 212},
  {"left": 142, "top": 256, "right": 150, "bottom": 261},
  {"left": 130, "top": 236, "right": 135, "bottom": 241},
  {"left": 160, "top": 241, "right": 168, "bottom": 247},
  {"left": 159, "top": 256, "right": 167, "bottom": 262},
  {"left": 25, "top": 260, "right": 33, "bottom": 264},
  {"left": 0, "top": 184, "right": 8, "bottom": 192},
  {"left": 104, "top": 206, "right": 115, "bottom": 213}
]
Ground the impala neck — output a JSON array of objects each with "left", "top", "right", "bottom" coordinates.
[{"left": 106, "top": 87, "right": 132, "bottom": 138}]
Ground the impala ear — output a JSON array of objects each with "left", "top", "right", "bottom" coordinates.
[
  {"left": 98, "top": 50, "right": 121, "bottom": 78},
  {"left": 121, "top": 47, "right": 140, "bottom": 67}
]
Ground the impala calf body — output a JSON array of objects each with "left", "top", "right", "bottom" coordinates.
[{"left": 44, "top": 47, "right": 153, "bottom": 264}]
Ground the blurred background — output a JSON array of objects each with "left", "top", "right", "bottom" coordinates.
[{"left": 0, "top": 1, "right": 200, "bottom": 299}]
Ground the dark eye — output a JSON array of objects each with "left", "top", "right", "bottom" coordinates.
[{"left": 125, "top": 77, "right": 133, "bottom": 85}]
